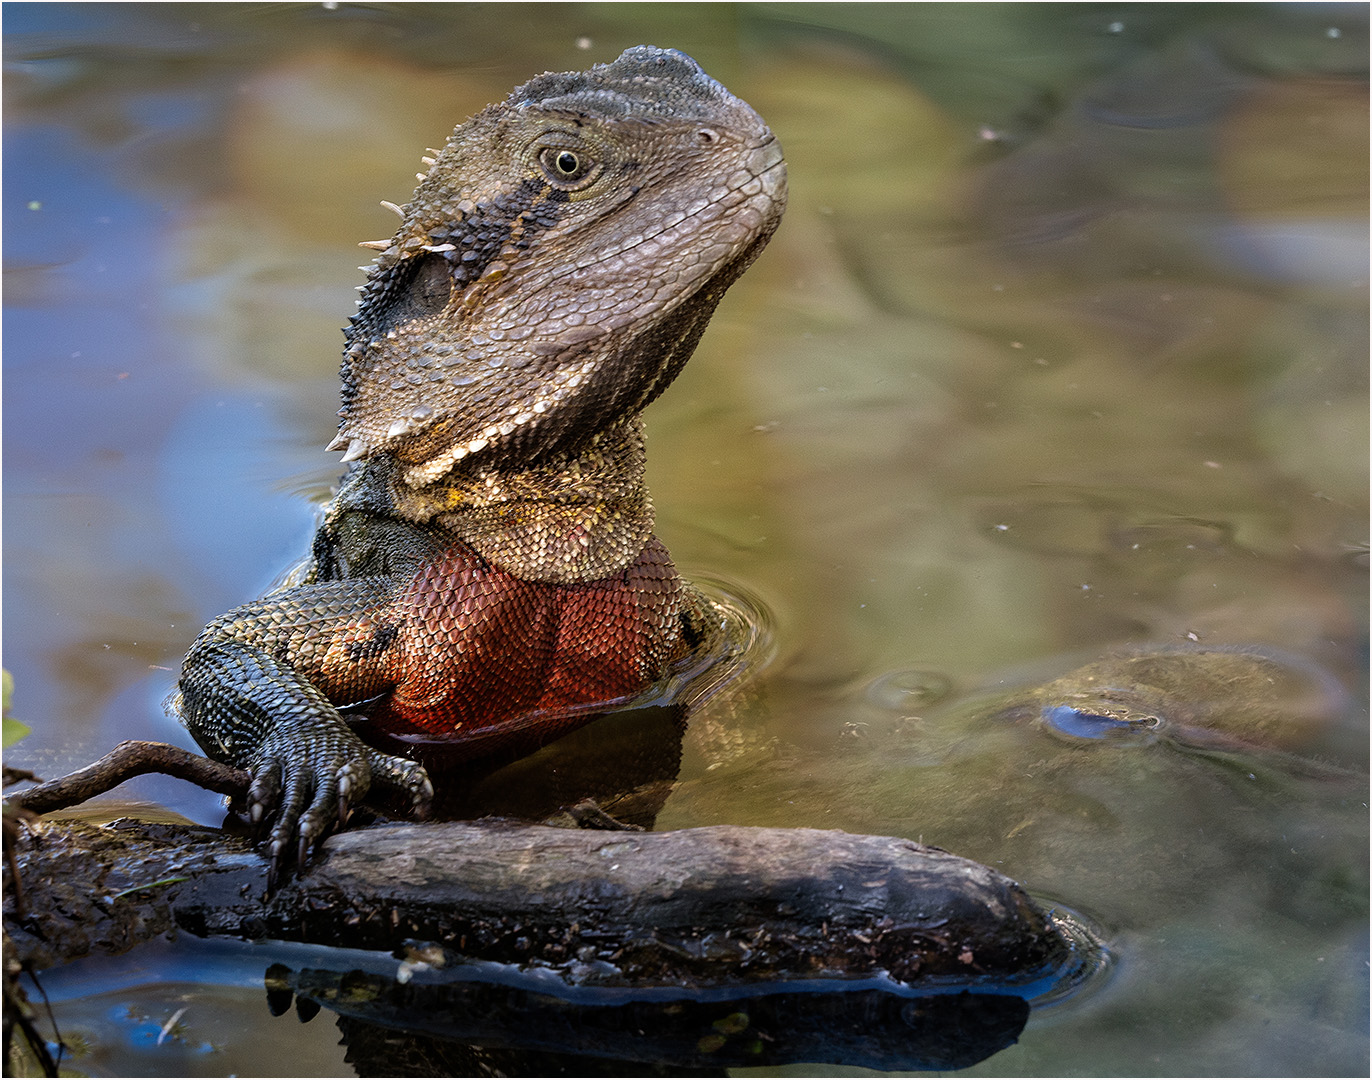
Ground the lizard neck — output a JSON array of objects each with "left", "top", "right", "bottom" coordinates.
[{"left": 343, "top": 416, "right": 656, "bottom": 584}]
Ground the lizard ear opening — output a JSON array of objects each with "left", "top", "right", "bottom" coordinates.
[{"left": 368, "top": 253, "right": 455, "bottom": 339}]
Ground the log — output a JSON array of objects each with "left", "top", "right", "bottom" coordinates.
[
  {"left": 5, "top": 814, "right": 1092, "bottom": 1070},
  {"left": 4, "top": 816, "right": 1070, "bottom": 990}
]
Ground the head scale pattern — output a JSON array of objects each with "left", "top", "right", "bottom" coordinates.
[{"left": 331, "top": 45, "right": 787, "bottom": 487}]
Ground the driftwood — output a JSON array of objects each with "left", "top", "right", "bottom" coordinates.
[
  {"left": 5, "top": 815, "right": 1070, "bottom": 986},
  {"left": 3, "top": 745, "right": 1089, "bottom": 1071},
  {"left": 3, "top": 740, "right": 1070, "bottom": 991}
]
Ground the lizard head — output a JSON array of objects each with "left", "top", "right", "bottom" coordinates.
[{"left": 330, "top": 46, "right": 787, "bottom": 486}]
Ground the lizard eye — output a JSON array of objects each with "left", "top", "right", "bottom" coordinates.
[{"left": 538, "top": 146, "right": 599, "bottom": 188}]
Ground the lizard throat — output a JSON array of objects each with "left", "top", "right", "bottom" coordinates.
[{"left": 385, "top": 416, "right": 656, "bottom": 584}]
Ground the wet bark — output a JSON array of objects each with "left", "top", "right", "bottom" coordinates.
[{"left": 3, "top": 815, "right": 1069, "bottom": 992}]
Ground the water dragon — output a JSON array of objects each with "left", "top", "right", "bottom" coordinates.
[{"left": 174, "top": 46, "right": 787, "bottom": 874}]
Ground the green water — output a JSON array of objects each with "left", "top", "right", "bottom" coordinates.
[{"left": 5, "top": 3, "right": 1367, "bottom": 1075}]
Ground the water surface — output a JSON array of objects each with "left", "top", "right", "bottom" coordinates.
[{"left": 4, "top": 3, "right": 1367, "bottom": 1075}]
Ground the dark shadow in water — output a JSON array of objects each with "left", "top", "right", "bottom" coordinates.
[
  {"left": 266, "top": 963, "right": 1032, "bottom": 1075},
  {"left": 411, "top": 703, "right": 688, "bottom": 830}
]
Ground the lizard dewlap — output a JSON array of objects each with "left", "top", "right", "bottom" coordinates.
[{"left": 174, "top": 46, "right": 787, "bottom": 873}]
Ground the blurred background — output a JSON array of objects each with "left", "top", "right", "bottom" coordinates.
[{"left": 5, "top": 3, "right": 1367, "bottom": 1075}]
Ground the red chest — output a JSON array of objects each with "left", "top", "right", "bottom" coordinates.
[{"left": 363, "top": 537, "right": 687, "bottom": 754}]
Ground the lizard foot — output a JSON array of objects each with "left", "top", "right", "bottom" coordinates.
[{"left": 246, "top": 720, "right": 432, "bottom": 887}]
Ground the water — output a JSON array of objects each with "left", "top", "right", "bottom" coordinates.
[{"left": 4, "top": 3, "right": 1366, "bottom": 1075}]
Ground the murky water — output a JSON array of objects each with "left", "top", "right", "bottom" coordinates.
[{"left": 5, "top": 3, "right": 1367, "bottom": 1076}]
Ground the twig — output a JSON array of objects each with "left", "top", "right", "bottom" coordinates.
[{"left": 3, "top": 741, "right": 247, "bottom": 815}]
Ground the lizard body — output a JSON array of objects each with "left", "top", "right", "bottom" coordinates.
[{"left": 175, "top": 46, "right": 786, "bottom": 872}]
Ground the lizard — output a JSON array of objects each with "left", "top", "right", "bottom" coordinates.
[{"left": 172, "top": 46, "right": 787, "bottom": 876}]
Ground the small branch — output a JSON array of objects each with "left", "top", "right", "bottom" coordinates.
[{"left": 3, "top": 742, "right": 247, "bottom": 815}]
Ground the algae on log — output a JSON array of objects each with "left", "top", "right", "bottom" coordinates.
[{"left": 4, "top": 816, "right": 1069, "bottom": 991}]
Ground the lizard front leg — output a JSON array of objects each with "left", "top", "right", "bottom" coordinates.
[{"left": 177, "top": 578, "right": 432, "bottom": 880}]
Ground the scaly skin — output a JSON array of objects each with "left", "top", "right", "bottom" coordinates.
[{"left": 174, "top": 47, "right": 787, "bottom": 878}]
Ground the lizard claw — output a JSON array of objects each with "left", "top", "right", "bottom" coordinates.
[
  {"left": 366, "top": 752, "right": 435, "bottom": 819},
  {"left": 247, "top": 761, "right": 282, "bottom": 830}
]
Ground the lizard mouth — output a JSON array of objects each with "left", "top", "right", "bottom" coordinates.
[
  {"left": 498, "top": 128, "right": 787, "bottom": 354},
  {"left": 568, "top": 131, "right": 786, "bottom": 278}
]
